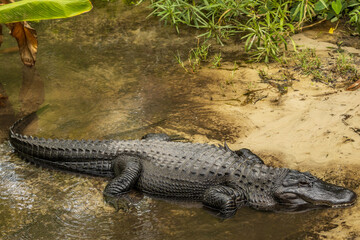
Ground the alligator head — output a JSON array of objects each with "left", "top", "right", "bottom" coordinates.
[{"left": 273, "top": 170, "right": 357, "bottom": 211}]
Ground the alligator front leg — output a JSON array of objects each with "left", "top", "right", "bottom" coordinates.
[
  {"left": 104, "top": 155, "right": 142, "bottom": 197},
  {"left": 202, "top": 186, "right": 246, "bottom": 217}
]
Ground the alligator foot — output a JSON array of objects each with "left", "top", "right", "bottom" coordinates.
[
  {"left": 202, "top": 185, "right": 246, "bottom": 218},
  {"left": 103, "top": 155, "right": 142, "bottom": 197},
  {"left": 104, "top": 194, "right": 133, "bottom": 212}
]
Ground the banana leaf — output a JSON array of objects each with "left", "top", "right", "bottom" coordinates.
[{"left": 0, "top": 0, "right": 92, "bottom": 24}]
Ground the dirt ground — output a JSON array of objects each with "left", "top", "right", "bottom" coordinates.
[{"left": 187, "top": 27, "right": 360, "bottom": 239}]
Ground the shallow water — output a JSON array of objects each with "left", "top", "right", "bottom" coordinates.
[{"left": 0, "top": 1, "right": 354, "bottom": 239}]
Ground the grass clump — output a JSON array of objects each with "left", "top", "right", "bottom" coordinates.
[
  {"left": 292, "top": 48, "right": 359, "bottom": 87},
  {"left": 294, "top": 48, "right": 321, "bottom": 74},
  {"left": 258, "top": 48, "right": 359, "bottom": 90},
  {"left": 175, "top": 42, "right": 219, "bottom": 73},
  {"left": 145, "top": 0, "right": 360, "bottom": 63}
]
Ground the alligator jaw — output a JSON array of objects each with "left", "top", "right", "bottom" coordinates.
[
  {"left": 330, "top": 202, "right": 356, "bottom": 208},
  {"left": 273, "top": 192, "right": 357, "bottom": 212},
  {"left": 298, "top": 194, "right": 357, "bottom": 209}
]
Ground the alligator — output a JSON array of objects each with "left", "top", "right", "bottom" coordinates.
[{"left": 9, "top": 112, "right": 357, "bottom": 217}]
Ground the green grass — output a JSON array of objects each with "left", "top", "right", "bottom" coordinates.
[
  {"left": 144, "top": 0, "right": 360, "bottom": 63},
  {"left": 174, "top": 42, "right": 218, "bottom": 73}
]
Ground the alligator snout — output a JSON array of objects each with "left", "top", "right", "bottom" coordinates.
[
  {"left": 327, "top": 187, "right": 357, "bottom": 207},
  {"left": 306, "top": 180, "right": 357, "bottom": 207}
]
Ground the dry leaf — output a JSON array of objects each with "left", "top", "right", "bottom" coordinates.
[
  {"left": 6, "top": 21, "right": 37, "bottom": 66},
  {"left": 1, "top": 0, "right": 37, "bottom": 66},
  {"left": 346, "top": 79, "right": 360, "bottom": 91}
]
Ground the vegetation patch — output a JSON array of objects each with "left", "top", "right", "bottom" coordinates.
[
  {"left": 137, "top": 0, "right": 360, "bottom": 63},
  {"left": 259, "top": 47, "right": 359, "bottom": 91}
]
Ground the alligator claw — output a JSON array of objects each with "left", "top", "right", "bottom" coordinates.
[{"left": 103, "top": 193, "right": 133, "bottom": 212}]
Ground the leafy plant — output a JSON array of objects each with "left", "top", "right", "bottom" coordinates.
[
  {"left": 212, "top": 52, "right": 222, "bottom": 68},
  {"left": 295, "top": 48, "right": 321, "bottom": 74},
  {"left": 146, "top": 0, "right": 360, "bottom": 63},
  {"left": 336, "top": 52, "right": 357, "bottom": 74},
  {"left": 0, "top": 0, "right": 92, "bottom": 66},
  {"left": 174, "top": 42, "right": 211, "bottom": 73},
  {"left": 0, "top": 0, "right": 92, "bottom": 23},
  {"left": 348, "top": 1, "right": 360, "bottom": 33}
]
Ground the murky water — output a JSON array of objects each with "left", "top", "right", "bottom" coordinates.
[{"left": 0, "top": 1, "right": 354, "bottom": 239}]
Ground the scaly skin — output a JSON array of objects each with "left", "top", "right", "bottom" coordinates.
[{"left": 9, "top": 112, "right": 357, "bottom": 217}]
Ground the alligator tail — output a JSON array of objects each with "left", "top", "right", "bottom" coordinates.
[
  {"left": 9, "top": 111, "right": 115, "bottom": 178},
  {"left": 9, "top": 111, "right": 38, "bottom": 139}
]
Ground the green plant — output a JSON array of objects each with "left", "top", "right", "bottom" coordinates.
[
  {"left": 174, "top": 42, "right": 210, "bottom": 73},
  {"left": 336, "top": 52, "right": 357, "bottom": 74},
  {"left": 123, "top": 0, "right": 144, "bottom": 5},
  {"left": 229, "top": 61, "right": 238, "bottom": 80},
  {"left": 188, "top": 42, "right": 209, "bottom": 72},
  {"left": 240, "top": 12, "right": 296, "bottom": 62},
  {"left": 294, "top": 48, "right": 321, "bottom": 74},
  {"left": 174, "top": 51, "right": 188, "bottom": 73},
  {"left": 348, "top": 1, "right": 360, "bottom": 33},
  {"left": 212, "top": 52, "right": 222, "bottom": 68},
  {"left": 146, "top": 0, "right": 360, "bottom": 63},
  {"left": 0, "top": 0, "right": 92, "bottom": 66},
  {"left": 0, "top": 0, "right": 92, "bottom": 23},
  {"left": 190, "top": 42, "right": 210, "bottom": 61}
]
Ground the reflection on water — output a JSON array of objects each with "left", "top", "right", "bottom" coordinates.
[{"left": 0, "top": 1, "right": 354, "bottom": 239}]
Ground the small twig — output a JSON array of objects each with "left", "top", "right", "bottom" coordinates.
[
  {"left": 351, "top": 127, "right": 360, "bottom": 136},
  {"left": 301, "top": 18, "right": 326, "bottom": 30},
  {"left": 243, "top": 87, "right": 270, "bottom": 96},
  {"left": 312, "top": 91, "right": 338, "bottom": 97},
  {"left": 253, "top": 95, "right": 268, "bottom": 104}
]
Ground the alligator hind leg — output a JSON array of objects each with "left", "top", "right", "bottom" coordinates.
[
  {"left": 235, "top": 148, "right": 264, "bottom": 164},
  {"left": 104, "top": 155, "right": 142, "bottom": 197},
  {"left": 202, "top": 186, "right": 246, "bottom": 217}
]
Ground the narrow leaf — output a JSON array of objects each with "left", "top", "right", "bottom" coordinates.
[{"left": 314, "top": 0, "right": 328, "bottom": 11}]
